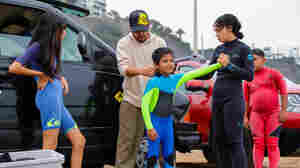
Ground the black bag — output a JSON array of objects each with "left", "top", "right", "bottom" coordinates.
[{"left": 172, "top": 91, "right": 191, "bottom": 121}]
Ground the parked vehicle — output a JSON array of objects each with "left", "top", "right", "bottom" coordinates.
[
  {"left": 0, "top": 0, "right": 121, "bottom": 167},
  {"left": 2, "top": 1, "right": 299, "bottom": 167},
  {"left": 175, "top": 59, "right": 300, "bottom": 162}
]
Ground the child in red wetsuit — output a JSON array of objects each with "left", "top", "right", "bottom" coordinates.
[{"left": 244, "top": 48, "right": 288, "bottom": 168}]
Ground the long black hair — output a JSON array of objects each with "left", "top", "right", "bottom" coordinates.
[
  {"left": 29, "top": 12, "right": 66, "bottom": 78},
  {"left": 214, "top": 14, "right": 244, "bottom": 39}
]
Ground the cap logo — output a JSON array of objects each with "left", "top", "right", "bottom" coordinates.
[{"left": 138, "top": 13, "right": 149, "bottom": 26}]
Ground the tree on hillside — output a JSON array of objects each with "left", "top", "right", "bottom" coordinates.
[
  {"left": 79, "top": 12, "right": 192, "bottom": 55},
  {"left": 109, "top": 10, "right": 121, "bottom": 22},
  {"left": 162, "top": 27, "right": 172, "bottom": 36},
  {"left": 150, "top": 19, "right": 161, "bottom": 31},
  {"left": 176, "top": 28, "right": 185, "bottom": 40}
]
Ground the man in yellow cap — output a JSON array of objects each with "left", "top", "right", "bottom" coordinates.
[{"left": 115, "top": 10, "right": 167, "bottom": 168}]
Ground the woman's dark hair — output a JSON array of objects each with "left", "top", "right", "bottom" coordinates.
[
  {"left": 214, "top": 14, "right": 244, "bottom": 39},
  {"left": 29, "top": 12, "right": 66, "bottom": 78},
  {"left": 252, "top": 48, "right": 265, "bottom": 58},
  {"left": 152, "top": 47, "right": 174, "bottom": 65}
]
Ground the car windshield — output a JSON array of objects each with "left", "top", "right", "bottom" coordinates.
[{"left": 179, "top": 65, "right": 195, "bottom": 73}]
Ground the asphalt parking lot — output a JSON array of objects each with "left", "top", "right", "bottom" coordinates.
[
  {"left": 175, "top": 150, "right": 300, "bottom": 168},
  {"left": 104, "top": 150, "right": 300, "bottom": 168}
]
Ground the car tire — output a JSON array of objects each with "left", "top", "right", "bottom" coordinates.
[
  {"left": 136, "top": 137, "right": 148, "bottom": 168},
  {"left": 279, "top": 128, "right": 300, "bottom": 156}
]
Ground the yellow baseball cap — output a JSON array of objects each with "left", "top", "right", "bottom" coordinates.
[{"left": 129, "top": 10, "right": 150, "bottom": 32}]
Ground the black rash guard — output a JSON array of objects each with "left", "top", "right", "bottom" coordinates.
[
  {"left": 201, "top": 39, "right": 254, "bottom": 168},
  {"left": 201, "top": 39, "right": 254, "bottom": 97}
]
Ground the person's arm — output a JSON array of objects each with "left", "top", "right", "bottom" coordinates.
[
  {"left": 280, "top": 94, "right": 288, "bottom": 121},
  {"left": 243, "top": 82, "right": 250, "bottom": 127},
  {"left": 225, "top": 46, "right": 254, "bottom": 81},
  {"left": 126, "top": 38, "right": 167, "bottom": 77},
  {"left": 196, "top": 49, "right": 219, "bottom": 80},
  {"left": 175, "top": 63, "right": 222, "bottom": 91},
  {"left": 8, "top": 43, "right": 43, "bottom": 77},
  {"left": 141, "top": 80, "right": 159, "bottom": 130},
  {"left": 244, "top": 82, "right": 249, "bottom": 117},
  {"left": 9, "top": 61, "right": 43, "bottom": 77},
  {"left": 273, "top": 69, "right": 288, "bottom": 122},
  {"left": 116, "top": 39, "right": 154, "bottom": 77}
]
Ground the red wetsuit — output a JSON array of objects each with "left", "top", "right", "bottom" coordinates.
[{"left": 244, "top": 67, "right": 287, "bottom": 168}]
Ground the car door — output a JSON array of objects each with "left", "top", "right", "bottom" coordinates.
[
  {"left": 72, "top": 14, "right": 125, "bottom": 164},
  {"left": 0, "top": 2, "right": 43, "bottom": 152},
  {"left": 81, "top": 32, "right": 123, "bottom": 164}
]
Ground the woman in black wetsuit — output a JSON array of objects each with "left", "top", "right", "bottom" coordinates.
[{"left": 200, "top": 14, "right": 254, "bottom": 168}]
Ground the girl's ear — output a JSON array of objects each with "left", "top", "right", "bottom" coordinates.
[{"left": 263, "top": 57, "right": 267, "bottom": 62}]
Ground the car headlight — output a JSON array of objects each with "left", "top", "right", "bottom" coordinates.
[{"left": 287, "top": 94, "right": 300, "bottom": 112}]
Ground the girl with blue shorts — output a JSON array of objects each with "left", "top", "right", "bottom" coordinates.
[{"left": 9, "top": 13, "right": 85, "bottom": 168}]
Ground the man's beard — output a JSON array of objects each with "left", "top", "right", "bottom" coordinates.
[{"left": 136, "top": 38, "right": 146, "bottom": 43}]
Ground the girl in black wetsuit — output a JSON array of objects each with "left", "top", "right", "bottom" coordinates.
[{"left": 200, "top": 14, "right": 254, "bottom": 168}]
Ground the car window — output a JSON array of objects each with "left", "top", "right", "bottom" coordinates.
[
  {"left": 0, "top": 3, "right": 83, "bottom": 62},
  {"left": 0, "top": 4, "right": 42, "bottom": 58},
  {"left": 178, "top": 65, "right": 195, "bottom": 73},
  {"left": 61, "top": 27, "right": 82, "bottom": 62},
  {"left": 0, "top": 33, "right": 31, "bottom": 57}
]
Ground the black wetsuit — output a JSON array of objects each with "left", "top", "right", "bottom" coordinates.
[{"left": 201, "top": 39, "right": 254, "bottom": 168}]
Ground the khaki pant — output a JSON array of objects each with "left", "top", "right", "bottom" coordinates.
[{"left": 115, "top": 101, "right": 145, "bottom": 168}]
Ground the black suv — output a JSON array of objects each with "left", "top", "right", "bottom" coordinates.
[
  {"left": 0, "top": 0, "right": 122, "bottom": 167},
  {"left": 0, "top": 0, "right": 197, "bottom": 167}
]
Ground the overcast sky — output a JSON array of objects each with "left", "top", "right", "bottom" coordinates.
[{"left": 107, "top": 0, "right": 300, "bottom": 51}]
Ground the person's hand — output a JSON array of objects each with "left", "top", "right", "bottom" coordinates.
[
  {"left": 61, "top": 76, "right": 69, "bottom": 96},
  {"left": 244, "top": 117, "right": 249, "bottom": 129},
  {"left": 37, "top": 73, "right": 53, "bottom": 90},
  {"left": 140, "top": 66, "right": 155, "bottom": 77},
  {"left": 217, "top": 53, "right": 230, "bottom": 67},
  {"left": 147, "top": 128, "right": 158, "bottom": 141},
  {"left": 279, "top": 110, "right": 288, "bottom": 123}
]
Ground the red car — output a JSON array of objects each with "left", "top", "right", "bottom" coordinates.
[{"left": 175, "top": 60, "right": 300, "bottom": 161}]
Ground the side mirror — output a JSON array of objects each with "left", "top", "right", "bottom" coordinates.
[
  {"left": 77, "top": 32, "right": 87, "bottom": 55},
  {"left": 185, "top": 80, "right": 210, "bottom": 92}
]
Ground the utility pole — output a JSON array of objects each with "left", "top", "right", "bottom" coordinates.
[
  {"left": 193, "top": 0, "right": 198, "bottom": 55},
  {"left": 201, "top": 32, "right": 204, "bottom": 55}
]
